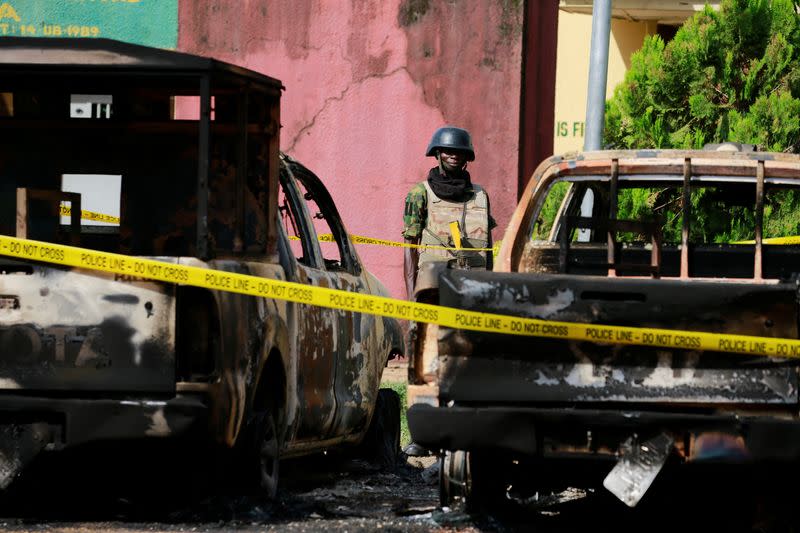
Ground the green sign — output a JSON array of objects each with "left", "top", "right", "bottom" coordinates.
[{"left": 0, "top": 0, "right": 178, "bottom": 49}]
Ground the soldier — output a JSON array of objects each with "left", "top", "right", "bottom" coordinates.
[
  {"left": 402, "top": 126, "right": 496, "bottom": 298},
  {"left": 401, "top": 126, "right": 496, "bottom": 458}
]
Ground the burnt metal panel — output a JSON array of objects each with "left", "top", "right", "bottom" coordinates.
[
  {"left": 438, "top": 348, "right": 798, "bottom": 404},
  {"left": 439, "top": 270, "right": 799, "bottom": 338},
  {"left": 197, "top": 75, "right": 211, "bottom": 260},
  {"left": 437, "top": 270, "right": 799, "bottom": 404},
  {"left": 0, "top": 264, "right": 175, "bottom": 393},
  {"left": 0, "top": 394, "right": 206, "bottom": 446},
  {"left": 408, "top": 404, "right": 800, "bottom": 461}
]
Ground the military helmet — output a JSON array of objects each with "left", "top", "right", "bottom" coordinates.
[{"left": 425, "top": 126, "right": 475, "bottom": 161}]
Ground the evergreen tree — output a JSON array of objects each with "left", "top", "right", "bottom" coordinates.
[
  {"left": 605, "top": 0, "right": 800, "bottom": 152},
  {"left": 603, "top": 0, "right": 800, "bottom": 243}
]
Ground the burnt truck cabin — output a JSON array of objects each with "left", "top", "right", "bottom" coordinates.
[
  {"left": 0, "top": 38, "right": 284, "bottom": 487},
  {"left": 409, "top": 150, "right": 800, "bottom": 508},
  {"left": 0, "top": 38, "right": 282, "bottom": 378},
  {"left": 505, "top": 152, "right": 800, "bottom": 280},
  {"left": 0, "top": 37, "right": 282, "bottom": 260},
  {"left": 0, "top": 37, "right": 282, "bottom": 388},
  {"left": 0, "top": 38, "right": 402, "bottom": 495}
]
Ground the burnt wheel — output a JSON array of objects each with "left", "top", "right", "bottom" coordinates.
[
  {"left": 440, "top": 450, "right": 471, "bottom": 507},
  {"left": 256, "top": 410, "right": 280, "bottom": 498},
  {"left": 359, "top": 388, "right": 401, "bottom": 467},
  {"left": 441, "top": 450, "right": 507, "bottom": 511},
  {"left": 239, "top": 407, "right": 282, "bottom": 499}
]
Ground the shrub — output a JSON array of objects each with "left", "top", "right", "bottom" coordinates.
[
  {"left": 606, "top": 0, "right": 800, "bottom": 153},
  {"left": 605, "top": 0, "right": 800, "bottom": 241}
]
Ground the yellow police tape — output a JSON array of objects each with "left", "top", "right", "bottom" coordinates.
[
  {"left": 51, "top": 205, "right": 800, "bottom": 250},
  {"left": 733, "top": 236, "right": 800, "bottom": 245},
  {"left": 58, "top": 206, "right": 492, "bottom": 251},
  {"left": 1, "top": 233, "right": 798, "bottom": 360},
  {"left": 291, "top": 234, "right": 496, "bottom": 252},
  {"left": 59, "top": 205, "right": 120, "bottom": 225}
]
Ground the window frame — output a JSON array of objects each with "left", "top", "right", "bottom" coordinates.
[
  {"left": 278, "top": 162, "right": 321, "bottom": 270},
  {"left": 281, "top": 158, "right": 361, "bottom": 277}
]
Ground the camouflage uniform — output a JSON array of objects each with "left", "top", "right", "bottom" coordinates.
[
  {"left": 402, "top": 182, "right": 493, "bottom": 269},
  {"left": 401, "top": 183, "right": 428, "bottom": 241}
]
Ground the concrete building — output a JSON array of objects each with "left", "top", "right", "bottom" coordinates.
[{"left": 555, "top": 1, "right": 720, "bottom": 153}]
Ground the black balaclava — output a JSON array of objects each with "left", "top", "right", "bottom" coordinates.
[{"left": 426, "top": 154, "right": 472, "bottom": 201}]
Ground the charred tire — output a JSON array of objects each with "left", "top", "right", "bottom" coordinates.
[
  {"left": 441, "top": 451, "right": 506, "bottom": 511},
  {"left": 360, "top": 388, "right": 401, "bottom": 467},
  {"left": 256, "top": 410, "right": 281, "bottom": 498},
  {"left": 241, "top": 407, "right": 282, "bottom": 499},
  {"left": 440, "top": 450, "right": 471, "bottom": 507}
]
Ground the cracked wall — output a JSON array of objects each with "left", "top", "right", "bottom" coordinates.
[{"left": 178, "top": 0, "right": 524, "bottom": 298}]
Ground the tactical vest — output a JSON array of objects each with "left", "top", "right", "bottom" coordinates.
[{"left": 418, "top": 181, "right": 490, "bottom": 269}]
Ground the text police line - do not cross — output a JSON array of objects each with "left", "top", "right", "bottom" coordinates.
[{"left": 1, "top": 234, "right": 800, "bottom": 360}]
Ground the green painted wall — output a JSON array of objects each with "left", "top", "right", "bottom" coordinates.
[{"left": 0, "top": 0, "right": 177, "bottom": 48}]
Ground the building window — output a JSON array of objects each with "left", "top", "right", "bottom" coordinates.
[{"left": 656, "top": 24, "right": 679, "bottom": 43}]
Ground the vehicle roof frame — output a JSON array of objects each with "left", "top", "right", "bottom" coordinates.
[
  {"left": 502, "top": 149, "right": 800, "bottom": 274},
  {"left": 0, "top": 37, "right": 284, "bottom": 260}
]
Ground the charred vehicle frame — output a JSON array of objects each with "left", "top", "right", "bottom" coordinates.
[
  {"left": 408, "top": 148, "right": 800, "bottom": 508},
  {"left": 0, "top": 37, "right": 402, "bottom": 495}
]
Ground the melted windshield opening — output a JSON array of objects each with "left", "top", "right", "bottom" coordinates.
[{"left": 525, "top": 174, "right": 800, "bottom": 279}]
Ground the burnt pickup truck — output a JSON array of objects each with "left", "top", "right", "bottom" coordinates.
[
  {"left": 408, "top": 147, "right": 800, "bottom": 508},
  {"left": 0, "top": 38, "right": 402, "bottom": 496}
]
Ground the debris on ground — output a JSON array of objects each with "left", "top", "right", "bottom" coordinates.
[{"left": 507, "top": 487, "right": 590, "bottom": 510}]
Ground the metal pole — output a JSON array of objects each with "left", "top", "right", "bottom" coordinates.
[
  {"left": 197, "top": 75, "right": 211, "bottom": 260},
  {"left": 584, "top": 0, "right": 612, "bottom": 151}
]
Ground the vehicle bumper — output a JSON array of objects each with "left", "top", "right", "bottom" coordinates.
[
  {"left": 0, "top": 393, "right": 208, "bottom": 449},
  {"left": 407, "top": 404, "right": 800, "bottom": 462}
]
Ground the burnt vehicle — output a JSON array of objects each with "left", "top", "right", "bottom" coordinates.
[
  {"left": 0, "top": 38, "right": 402, "bottom": 496},
  {"left": 408, "top": 147, "right": 800, "bottom": 508}
]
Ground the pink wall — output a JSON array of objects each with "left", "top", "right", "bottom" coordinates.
[{"left": 178, "top": 0, "right": 523, "bottom": 298}]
